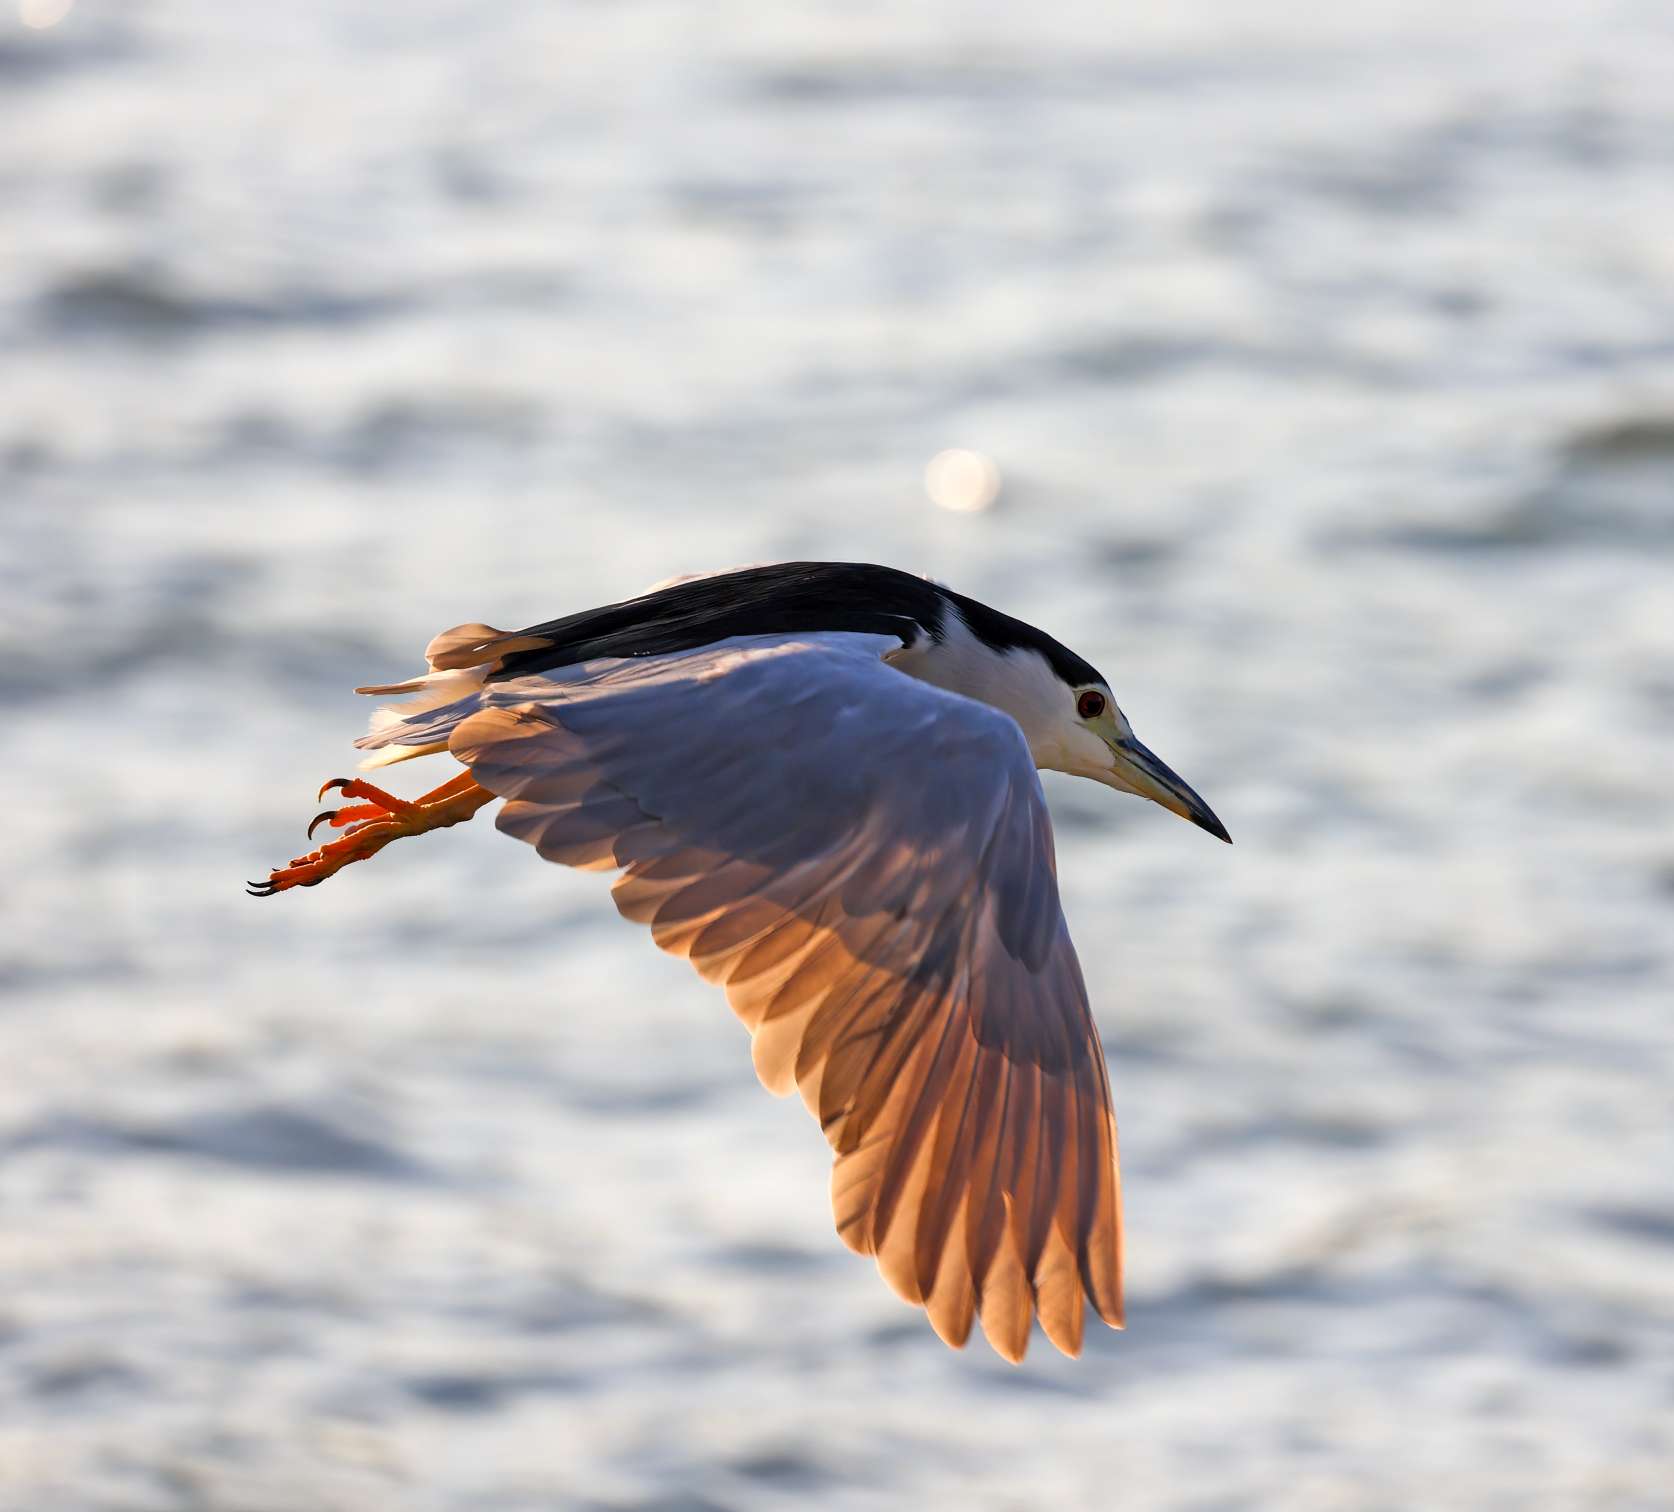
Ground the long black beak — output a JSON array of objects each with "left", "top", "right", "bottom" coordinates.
[{"left": 1112, "top": 737, "right": 1232, "bottom": 844}]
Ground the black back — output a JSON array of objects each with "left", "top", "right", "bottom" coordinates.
[{"left": 488, "top": 561, "right": 1103, "bottom": 689}]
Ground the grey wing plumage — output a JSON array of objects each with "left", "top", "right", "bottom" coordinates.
[{"left": 444, "top": 631, "right": 1123, "bottom": 1360}]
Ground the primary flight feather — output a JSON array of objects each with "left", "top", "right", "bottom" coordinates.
[{"left": 252, "top": 561, "right": 1229, "bottom": 1362}]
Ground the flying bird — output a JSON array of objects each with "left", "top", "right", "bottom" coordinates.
[{"left": 252, "top": 561, "right": 1228, "bottom": 1361}]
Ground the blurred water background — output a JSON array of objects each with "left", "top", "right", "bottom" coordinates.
[{"left": 4, "top": 1, "right": 1673, "bottom": 1507}]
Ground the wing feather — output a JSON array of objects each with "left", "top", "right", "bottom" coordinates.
[{"left": 449, "top": 632, "right": 1123, "bottom": 1360}]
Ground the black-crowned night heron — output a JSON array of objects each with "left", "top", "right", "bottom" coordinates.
[{"left": 253, "top": 561, "right": 1229, "bottom": 1361}]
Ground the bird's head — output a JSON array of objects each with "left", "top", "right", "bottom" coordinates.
[
  {"left": 1043, "top": 678, "right": 1231, "bottom": 844},
  {"left": 895, "top": 593, "right": 1231, "bottom": 844}
]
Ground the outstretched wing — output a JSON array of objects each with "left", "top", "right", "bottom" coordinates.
[{"left": 450, "top": 631, "right": 1122, "bottom": 1361}]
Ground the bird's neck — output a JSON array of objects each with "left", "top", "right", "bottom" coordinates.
[{"left": 887, "top": 607, "right": 1067, "bottom": 769}]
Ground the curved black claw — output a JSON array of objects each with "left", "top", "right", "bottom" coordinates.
[
  {"left": 307, "top": 809, "right": 338, "bottom": 842},
  {"left": 317, "top": 777, "right": 353, "bottom": 801},
  {"left": 247, "top": 879, "right": 276, "bottom": 898}
]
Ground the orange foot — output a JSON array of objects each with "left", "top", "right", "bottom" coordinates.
[{"left": 249, "top": 771, "right": 493, "bottom": 896}]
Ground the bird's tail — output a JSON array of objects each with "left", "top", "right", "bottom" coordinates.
[
  {"left": 353, "top": 666, "right": 495, "bottom": 768},
  {"left": 352, "top": 619, "right": 551, "bottom": 768}
]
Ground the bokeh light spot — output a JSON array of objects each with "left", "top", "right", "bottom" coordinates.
[
  {"left": 19, "top": 0, "right": 75, "bottom": 29},
  {"left": 925, "top": 448, "right": 1001, "bottom": 513}
]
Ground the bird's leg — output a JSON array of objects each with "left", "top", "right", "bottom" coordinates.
[{"left": 249, "top": 770, "right": 494, "bottom": 896}]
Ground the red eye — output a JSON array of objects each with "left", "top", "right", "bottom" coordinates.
[{"left": 1077, "top": 690, "right": 1105, "bottom": 719}]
